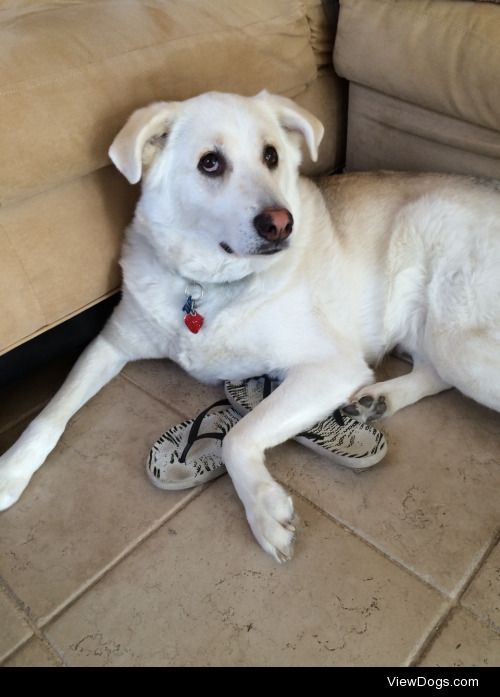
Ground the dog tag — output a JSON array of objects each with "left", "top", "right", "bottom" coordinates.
[
  {"left": 184, "top": 310, "right": 204, "bottom": 334},
  {"left": 183, "top": 283, "right": 205, "bottom": 333}
]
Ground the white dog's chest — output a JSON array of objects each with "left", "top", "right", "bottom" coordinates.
[
  {"left": 175, "top": 328, "right": 252, "bottom": 382},
  {"left": 161, "top": 283, "right": 332, "bottom": 384}
]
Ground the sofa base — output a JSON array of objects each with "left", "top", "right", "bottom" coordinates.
[
  {"left": 346, "top": 84, "right": 500, "bottom": 179},
  {"left": 0, "top": 295, "right": 119, "bottom": 389}
]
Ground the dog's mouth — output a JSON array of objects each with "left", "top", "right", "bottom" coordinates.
[
  {"left": 219, "top": 240, "right": 289, "bottom": 257},
  {"left": 219, "top": 242, "right": 234, "bottom": 254},
  {"left": 255, "top": 240, "right": 290, "bottom": 256}
]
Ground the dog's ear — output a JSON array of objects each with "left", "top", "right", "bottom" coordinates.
[
  {"left": 108, "top": 101, "right": 179, "bottom": 184},
  {"left": 256, "top": 91, "right": 324, "bottom": 162}
]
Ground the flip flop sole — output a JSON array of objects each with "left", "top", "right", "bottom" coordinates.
[
  {"left": 294, "top": 420, "right": 387, "bottom": 470},
  {"left": 224, "top": 377, "right": 387, "bottom": 470},
  {"left": 147, "top": 404, "right": 241, "bottom": 490}
]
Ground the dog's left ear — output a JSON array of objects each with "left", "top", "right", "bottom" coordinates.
[{"left": 256, "top": 91, "right": 324, "bottom": 162}]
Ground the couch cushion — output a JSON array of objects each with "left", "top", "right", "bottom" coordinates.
[
  {"left": 304, "top": 0, "right": 336, "bottom": 67},
  {"left": 345, "top": 83, "right": 500, "bottom": 178},
  {"left": 334, "top": 0, "right": 500, "bottom": 132},
  {"left": 0, "top": 167, "right": 136, "bottom": 355},
  {"left": 0, "top": 0, "right": 317, "bottom": 207},
  {"left": 295, "top": 69, "right": 347, "bottom": 175}
]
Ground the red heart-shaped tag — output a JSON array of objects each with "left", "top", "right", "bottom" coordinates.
[{"left": 184, "top": 311, "right": 204, "bottom": 334}]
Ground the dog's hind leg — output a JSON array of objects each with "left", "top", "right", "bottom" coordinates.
[
  {"left": 0, "top": 331, "right": 129, "bottom": 511},
  {"left": 222, "top": 356, "right": 374, "bottom": 562},
  {"left": 344, "top": 361, "right": 451, "bottom": 422},
  {"left": 429, "top": 329, "right": 500, "bottom": 413}
]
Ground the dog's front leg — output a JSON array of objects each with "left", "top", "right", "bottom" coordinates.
[
  {"left": 222, "top": 358, "right": 373, "bottom": 562},
  {"left": 0, "top": 332, "right": 130, "bottom": 511},
  {"left": 344, "top": 360, "right": 451, "bottom": 422}
]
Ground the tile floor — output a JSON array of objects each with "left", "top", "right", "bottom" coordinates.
[{"left": 0, "top": 353, "right": 499, "bottom": 666}]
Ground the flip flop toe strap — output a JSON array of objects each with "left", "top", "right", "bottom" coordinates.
[{"left": 178, "top": 398, "right": 234, "bottom": 463}]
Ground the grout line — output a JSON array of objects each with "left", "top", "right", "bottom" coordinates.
[
  {"left": 455, "top": 604, "right": 500, "bottom": 637},
  {"left": 408, "top": 525, "right": 500, "bottom": 666},
  {"left": 405, "top": 607, "right": 457, "bottom": 668},
  {"left": 0, "top": 579, "right": 33, "bottom": 663},
  {"left": 448, "top": 526, "right": 500, "bottom": 605},
  {"left": 280, "top": 479, "right": 451, "bottom": 600},
  {"left": 119, "top": 371, "right": 200, "bottom": 422},
  {"left": 283, "top": 481, "right": 500, "bottom": 666},
  {"left": 36, "top": 484, "right": 207, "bottom": 629},
  {"left": 0, "top": 577, "right": 66, "bottom": 666}
]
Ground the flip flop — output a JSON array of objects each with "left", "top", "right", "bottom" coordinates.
[
  {"left": 146, "top": 399, "right": 241, "bottom": 490},
  {"left": 224, "top": 376, "right": 388, "bottom": 470}
]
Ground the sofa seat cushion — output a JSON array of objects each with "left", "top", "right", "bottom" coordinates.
[
  {"left": 0, "top": 0, "right": 317, "bottom": 207},
  {"left": 0, "top": 167, "right": 136, "bottom": 355},
  {"left": 334, "top": 0, "right": 500, "bottom": 132}
]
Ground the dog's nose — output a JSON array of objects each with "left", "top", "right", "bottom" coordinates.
[{"left": 253, "top": 208, "right": 294, "bottom": 242}]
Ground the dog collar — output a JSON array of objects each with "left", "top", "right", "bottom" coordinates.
[{"left": 182, "top": 282, "right": 205, "bottom": 333}]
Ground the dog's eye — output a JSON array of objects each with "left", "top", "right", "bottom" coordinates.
[
  {"left": 263, "top": 145, "right": 279, "bottom": 170},
  {"left": 198, "top": 152, "right": 226, "bottom": 177}
]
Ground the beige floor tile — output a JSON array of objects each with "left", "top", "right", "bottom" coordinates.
[
  {"left": 125, "top": 356, "right": 500, "bottom": 595},
  {"left": 45, "top": 477, "right": 446, "bottom": 667},
  {"left": 3, "top": 637, "right": 62, "bottom": 667},
  {"left": 122, "top": 359, "right": 225, "bottom": 417},
  {"left": 0, "top": 586, "right": 32, "bottom": 661},
  {"left": 420, "top": 608, "right": 500, "bottom": 667},
  {"left": 266, "top": 359, "right": 500, "bottom": 596},
  {"left": 461, "top": 539, "right": 500, "bottom": 631},
  {"left": 0, "top": 375, "right": 202, "bottom": 624}
]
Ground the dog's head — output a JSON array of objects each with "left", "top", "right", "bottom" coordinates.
[{"left": 109, "top": 91, "right": 323, "bottom": 281}]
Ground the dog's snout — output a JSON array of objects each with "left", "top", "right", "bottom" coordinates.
[{"left": 253, "top": 208, "right": 293, "bottom": 243}]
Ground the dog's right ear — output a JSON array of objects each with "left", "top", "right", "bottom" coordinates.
[{"left": 108, "top": 102, "right": 179, "bottom": 184}]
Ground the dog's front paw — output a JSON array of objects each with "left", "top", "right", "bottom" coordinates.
[
  {"left": 0, "top": 464, "right": 32, "bottom": 511},
  {"left": 342, "top": 392, "right": 388, "bottom": 423},
  {"left": 0, "top": 420, "right": 62, "bottom": 512},
  {"left": 246, "top": 481, "right": 296, "bottom": 563}
]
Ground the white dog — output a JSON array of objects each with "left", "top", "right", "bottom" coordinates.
[{"left": 1, "top": 91, "right": 499, "bottom": 562}]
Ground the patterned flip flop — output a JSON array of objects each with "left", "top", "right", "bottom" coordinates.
[
  {"left": 224, "top": 376, "right": 388, "bottom": 470},
  {"left": 146, "top": 399, "right": 241, "bottom": 490}
]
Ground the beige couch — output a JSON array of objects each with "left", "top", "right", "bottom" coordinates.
[
  {"left": 2, "top": 0, "right": 499, "bottom": 362},
  {"left": 0, "top": 0, "right": 345, "bottom": 357},
  {"left": 334, "top": 0, "right": 500, "bottom": 177}
]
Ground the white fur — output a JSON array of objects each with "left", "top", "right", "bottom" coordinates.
[{"left": 1, "top": 92, "right": 499, "bottom": 562}]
